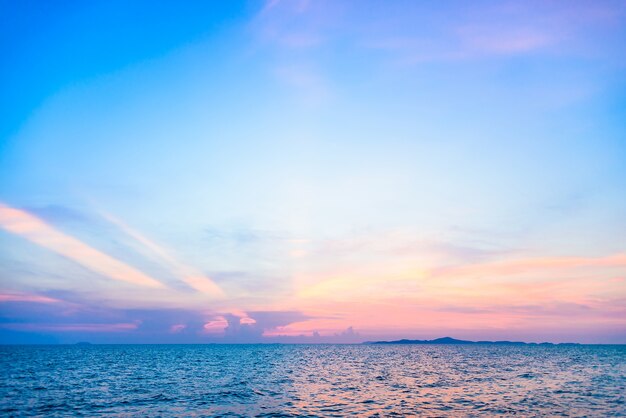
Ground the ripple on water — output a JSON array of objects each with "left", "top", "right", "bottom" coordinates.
[{"left": 0, "top": 344, "right": 625, "bottom": 416}]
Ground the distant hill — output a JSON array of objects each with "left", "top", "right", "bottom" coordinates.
[{"left": 364, "top": 337, "right": 579, "bottom": 346}]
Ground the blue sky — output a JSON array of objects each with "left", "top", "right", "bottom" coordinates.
[{"left": 1, "top": 0, "right": 625, "bottom": 344}]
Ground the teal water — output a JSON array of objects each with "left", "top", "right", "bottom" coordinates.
[{"left": 1, "top": 344, "right": 624, "bottom": 416}]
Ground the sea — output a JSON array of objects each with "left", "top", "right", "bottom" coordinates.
[{"left": 1, "top": 344, "right": 624, "bottom": 416}]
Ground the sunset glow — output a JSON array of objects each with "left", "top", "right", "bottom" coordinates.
[{"left": 1, "top": 0, "right": 625, "bottom": 344}]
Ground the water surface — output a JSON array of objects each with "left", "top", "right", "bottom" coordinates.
[{"left": 1, "top": 344, "right": 624, "bottom": 416}]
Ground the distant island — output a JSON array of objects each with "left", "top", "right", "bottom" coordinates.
[{"left": 364, "top": 336, "right": 579, "bottom": 346}]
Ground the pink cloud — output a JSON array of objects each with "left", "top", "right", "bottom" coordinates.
[
  {"left": 202, "top": 316, "right": 228, "bottom": 334},
  {"left": 240, "top": 316, "right": 257, "bottom": 325},
  {"left": 0, "top": 293, "right": 60, "bottom": 303},
  {"left": 430, "top": 254, "right": 626, "bottom": 278},
  {"left": 0, "top": 322, "right": 139, "bottom": 332}
]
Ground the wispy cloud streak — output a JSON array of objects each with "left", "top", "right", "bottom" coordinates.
[
  {"left": 0, "top": 204, "right": 165, "bottom": 288},
  {"left": 1, "top": 322, "right": 139, "bottom": 332},
  {"left": 97, "top": 211, "right": 224, "bottom": 298},
  {"left": 0, "top": 293, "right": 60, "bottom": 303},
  {"left": 430, "top": 254, "right": 626, "bottom": 279}
]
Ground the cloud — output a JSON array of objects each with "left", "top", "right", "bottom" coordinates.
[
  {"left": 97, "top": 210, "right": 224, "bottom": 298},
  {"left": 251, "top": 0, "right": 616, "bottom": 98},
  {"left": 287, "top": 246, "right": 626, "bottom": 341},
  {"left": 311, "top": 230, "right": 509, "bottom": 263},
  {"left": 254, "top": 0, "right": 326, "bottom": 49},
  {"left": 0, "top": 293, "right": 60, "bottom": 303},
  {"left": 0, "top": 290, "right": 318, "bottom": 343},
  {"left": 338, "top": 325, "right": 357, "bottom": 337},
  {"left": 430, "top": 254, "right": 626, "bottom": 279},
  {"left": 251, "top": 0, "right": 334, "bottom": 105},
  {"left": 203, "top": 316, "right": 229, "bottom": 334},
  {"left": 0, "top": 203, "right": 165, "bottom": 289},
  {"left": 0, "top": 295, "right": 218, "bottom": 343},
  {"left": 220, "top": 310, "right": 311, "bottom": 341},
  {"left": 435, "top": 302, "right": 601, "bottom": 318},
  {"left": 263, "top": 322, "right": 363, "bottom": 343},
  {"left": 1, "top": 322, "right": 139, "bottom": 332}
]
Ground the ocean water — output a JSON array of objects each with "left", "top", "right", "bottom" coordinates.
[{"left": 1, "top": 344, "right": 624, "bottom": 417}]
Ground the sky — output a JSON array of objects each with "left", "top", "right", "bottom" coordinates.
[{"left": 1, "top": 0, "right": 625, "bottom": 344}]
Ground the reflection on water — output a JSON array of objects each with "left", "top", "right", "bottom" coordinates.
[{"left": 1, "top": 344, "right": 624, "bottom": 416}]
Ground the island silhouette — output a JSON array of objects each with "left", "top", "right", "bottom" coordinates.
[{"left": 364, "top": 337, "right": 579, "bottom": 346}]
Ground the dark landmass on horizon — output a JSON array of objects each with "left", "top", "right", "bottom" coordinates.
[
  {"left": 6, "top": 337, "right": 619, "bottom": 345},
  {"left": 364, "top": 337, "right": 581, "bottom": 346}
]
